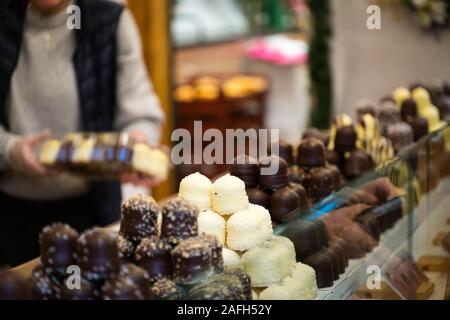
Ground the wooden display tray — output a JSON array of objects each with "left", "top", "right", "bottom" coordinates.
[{"left": 418, "top": 255, "right": 450, "bottom": 273}]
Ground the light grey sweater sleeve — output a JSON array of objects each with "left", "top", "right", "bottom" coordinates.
[
  {"left": 114, "top": 9, "right": 165, "bottom": 145},
  {"left": 0, "top": 125, "right": 18, "bottom": 171}
]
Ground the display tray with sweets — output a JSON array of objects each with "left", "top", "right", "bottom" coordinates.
[{"left": 38, "top": 132, "right": 170, "bottom": 181}]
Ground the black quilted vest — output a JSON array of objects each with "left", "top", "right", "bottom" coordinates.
[{"left": 0, "top": 0, "right": 125, "bottom": 225}]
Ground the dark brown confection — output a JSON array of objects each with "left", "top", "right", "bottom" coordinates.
[
  {"left": 258, "top": 155, "right": 288, "bottom": 191},
  {"left": 76, "top": 228, "right": 120, "bottom": 281},
  {"left": 313, "top": 219, "right": 328, "bottom": 247},
  {"left": 327, "top": 164, "right": 344, "bottom": 190},
  {"left": 135, "top": 236, "right": 173, "bottom": 282},
  {"left": 288, "top": 183, "right": 308, "bottom": 209},
  {"left": 29, "top": 265, "right": 61, "bottom": 300},
  {"left": 0, "top": 271, "right": 31, "bottom": 300},
  {"left": 400, "top": 98, "right": 418, "bottom": 122},
  {"left": 379, "top": 95, "right": 396, "bottom": 104},
  {"left": 268, "top": 140, "right": 294, "bottom": 165},
  {"left": 326, "top": 150, "right": 345, "bottom": 171},
  {"left": 161, "top": 198, "right": 199, "bottom": 247},
  {"left": 59, "top": 277, "right": 95, "bottom": 300},
  {"left": 320, "top": 248, "right": 340, "bottom": 280},
  {"left": 355, "top": 210, "right": 381, "bottom": 240},
  {"left": 328, "top": 241, "right": 347, "bottom": 273},
  {"left": 198, "top": 234, "right": 224, "bottom": 273},
  {"left": 378, "top": 102, "right": 400, "bottom": 136},
  {"left": 307, "top": 167, "right": 334, "bottom": 203},
  {"left": 150, "top": 278, "right": 183, "bottom": 300},
  {"left": 270, "top": 186, "right": 300, "bottom": 222},
  {"left": 296, "top": 138, "right": 326, "bottom": 167},
  {"left": 334, "top": 126, "right": 357, "bottom": 153},
  {"left": 246, "top": 187, "right": 270, "bottom": 209},
  {"left": 279, "top": 219, "right": 321, "bottom": 260},
  {"left": 302, "top": 252, "right": 334, "bottom": 288},
  {"left": 355, "top": 100, "right": 377, "bottom": 120},
  {"left": 344, "top": 150, "right": 374, "bottom": 179},
  {"left": 334, "top": 237, "right": 349, "bottom": 267},
  {"left": 117, "top": 263, "right": 152, "bottom": 299},
  {"left": 302, "top": 128, "right": 328, "bottom": 145},
  {"left": 228, "top": 155, "right": 259, "bottom": 188},
  {"left": 223, "top": 268, "right": 252, "bottom": 300},
  {"left": 287, "top": 165, "right": 303, "bottom": 184},
  {"left": 171, "top": 237, "right": 213, "bottom": 285},
  {"left": 39, "top": 223, "right": 78, "bottom": 274},
  {"left": 408, "top": 116, "right": 429, "bottom": 142},
  {"left": 101, "top": 277, "right": 144, "bottom": 300},
  {"left": 119, "top": 194, "right": 159, "bottom": 241},
  {"left": 387, "top": 122, "right": 414, "bottom": 153},
  {"left": 115, "top": 234, "right": 136, "bottom": 262}
]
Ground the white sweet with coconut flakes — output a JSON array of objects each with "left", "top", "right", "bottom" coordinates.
[
  {"left": 222, "top": 248, "right": 242, "bottom": 269},
  {"left": 259, "top": 262, "right": 318, "bottom": 300},
  {"left": 211, "top": 174, "right": 249, "bottom": 215},
  {"left": 241, "top": 236, "right": 296, "bottom": 287},
  {"left": 226, "top": 204, "right": 273, "bottom": 251},
  {"left": 198, "top": 210, "right": 226, "bottom": 244},
  {"left": 178, "top": 172, "right": 212, "bottom": 211}
]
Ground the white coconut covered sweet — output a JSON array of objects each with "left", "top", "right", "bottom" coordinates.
[
  {"left": 179, "top": 172, "right": 212, "bottom": 211},
  {"left": 198, "top": 210, "right": 226, "bottom": 244},
  {"left": 211, "top": 174, "right": 248, "bottom": 215}
]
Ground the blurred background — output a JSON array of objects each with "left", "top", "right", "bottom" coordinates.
[{"left": 126, "top": 0, "right": 450, "bottom": 199}]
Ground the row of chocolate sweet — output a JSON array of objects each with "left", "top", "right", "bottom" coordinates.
[{"left": 39, "top": 132, "right": 169, "bottom": 180}]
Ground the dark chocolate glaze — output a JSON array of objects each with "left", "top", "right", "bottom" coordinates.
[
  {"left": 278, "top": 219, "right": 321, "bottom": 260},
  {"left": 302, "top": 252, "right": 334, "bottom": 288},
  {"left": 344, "top": 150, "right": 374, "bottom": 179},
  {"left": 135, "top": 236, "right": 173, "bottom": 282},
  {"left": 259, "top": 155, "right": 288, "bottom": 192},
  {"left": 296, "top": 138, "right": 326, "bottom": 167},
  {"left": 269, "top": 140, "right": 294, "bottom": 165},
  {"left": 150, "top": 278, "right": 183, "bottom": 300},
  {"left": 334, "top": 126, "right": 357, "bottom": 153},
  {"left": 270, "top": 186, "right": 299, "bottom": 222},
  {"left": 228, "top": 155, "right": 259, "bottom": 188},
  {"left": 246, "top": 187, "right": 270, "bottom": 210},
  {"left": 161, "top": 198, "right": 199, "bottom": 247}
]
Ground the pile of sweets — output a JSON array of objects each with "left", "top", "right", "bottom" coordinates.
[
  {"left": 39, "top": 132, "right": 169, "bottom": 180},
  {"left": 178, "top": 172, "right": 318, "bottom": 300}
]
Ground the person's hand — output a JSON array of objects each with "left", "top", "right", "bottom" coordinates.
[
  {"left": 348, "top": 177, "right": 405, "bottom": 206},
  {"left": 121, "top": 130, "right": 163, "bottom": 188},
  {"left": 322, "top": 204, "right": 379, "bottom": 259},
  {"left": 7, "top": 130, "right": 55, "bottom": 176}
]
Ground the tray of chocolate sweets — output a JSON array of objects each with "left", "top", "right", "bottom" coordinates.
[{"left": 38, "top": 132, "right": 170, "bottom": 180}]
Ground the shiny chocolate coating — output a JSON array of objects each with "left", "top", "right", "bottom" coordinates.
[
  {"left": 287, "top": 165, "right": 303, "bottom": 184},
  {"left": 302, "top": 127, "right": 328, "bottom": 145},
  {"left": 269, "top": 140, "right": 294, "bottom": 165},
  {"left": 356, "top": 210, "right": 381, "bottom": 240},
  {"left": 39, "top": 223, "right": 78, "bottom": 274},
  {"left": 161, "top": 198, "right": 199, "bottom": 247},
  {"left": 328, "top": 241, "right": 347, "bottom": 273},
  {"left": 409, "top": 116, "right": 429, "bottom": 142},
  {"left": 387, "top": 122, "right": 414, "bottom": 154},
  {"left": 119, "top": 194, "right": 159, "bottom": 242},
  {"left": 246, "top": 187, "right": 270, "bottom": 210},
  {"left": 135, "top": 236, "right": 173, "bottom": 282},
  {"left": 344, "top": 150, "right": 374, "bottom": 179},
  {"left": 259, "top": 155, "right": 288, "bottom": 192},
  {"left": 76, "top": 228, "right": 120, "bottom": 281},
  {"left": 400, "top": 98, "right": 418, "bottom": 122},
  {"left": 270, "top": 186, "right": 299, "bottom": 222},
  {"left": 288, "top": 182, "right": 308, "bottom": 208},
  {"left": 279, "top": 219, "right": 321, "bottom": 260},
  {"left": 334, "top": 126, "right": 357, "bottom": 153},
  {"left": 303, "top": 252, "right": 334, "bottom": 288},
  {"left": 228, "top": 155, "right": 259, "bottom": 188},
  {"left": 296, "top": 138, "right": 326, "bottom": 167},
  {"left": 320, "top": 248, "right": 340, "bottom": 280},
  {"left": 172, "top": 237, "right": 213, "bottom": 285},
  {"left": 326, "top": 150, "right": 345, "bottom": 172},
  {"left": 115, "top": 234, "right": 136, "bottom": 262},
  {"left": 327, "top": 164, "right": 343, "bottom": 191}
]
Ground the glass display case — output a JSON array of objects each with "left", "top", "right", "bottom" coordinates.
[{"left": 274, "top": 122, "right": 450, "bottom": 300}]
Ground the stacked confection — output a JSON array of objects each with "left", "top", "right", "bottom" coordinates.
[
  {"left": 26, "top": 193, "right": 254, "bottom": 300},
  {"left": 278, "top": 219, "right": 349, "bottom": 289},
  {"left": 39, "top": 132, "right": 169, "bottom": 180},
  {"left": 178, "top": 172, "right": 318, "bottom": 299},
  {"left": 327, "top": 114, "right": 376, "bottom": 180},
  {"left": 228, "top": 153, "right": 309, "bottom": 222}
]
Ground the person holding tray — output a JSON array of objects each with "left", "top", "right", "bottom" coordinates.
[{"left": 0, "top": 0, "right": 164, "bottom": 267}]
